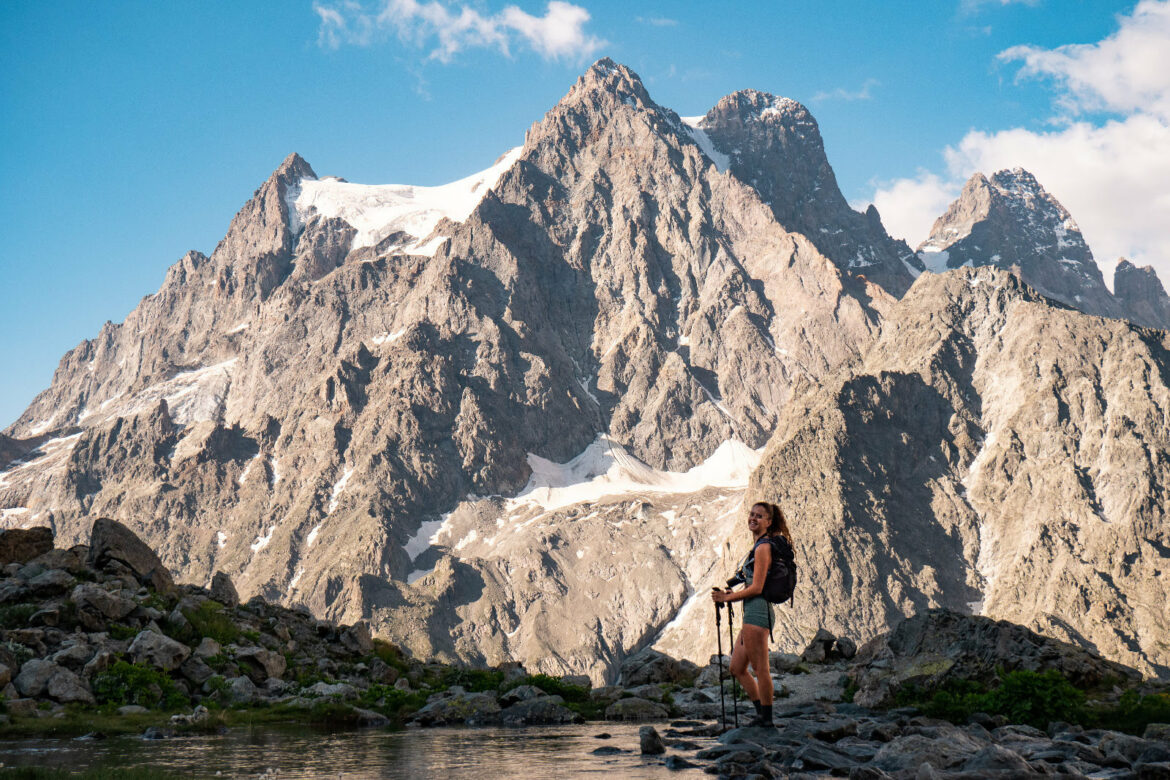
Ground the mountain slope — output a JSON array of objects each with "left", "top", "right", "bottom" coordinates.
[
  {"left": 1, "top": 60, "right": 891, "bottom": 681},
  {"left": 749, "top": 266, "right": 1170, "bottom": 677}
]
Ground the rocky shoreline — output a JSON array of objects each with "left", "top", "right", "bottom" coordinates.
[{"left": 2, "top": 520, "right": 1169, "bottom": 778}]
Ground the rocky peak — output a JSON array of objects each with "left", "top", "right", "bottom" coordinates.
[
  {"left": 694, "top": 89, "right": 919, "bottom": 297},
  {"left": 1114, "top": 258, "right": 1170, "bottom": 330},
  {"left": 919, "top": 168, "right": 1123, "bottom": 319}
]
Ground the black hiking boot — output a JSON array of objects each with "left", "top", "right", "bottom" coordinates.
[{"left": 748, "top": 704, "right": 774, "bottom": 728}]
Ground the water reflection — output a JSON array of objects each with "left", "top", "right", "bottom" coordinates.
[{"left": 0, "top": 722, "right": 712, "bottom": 778}]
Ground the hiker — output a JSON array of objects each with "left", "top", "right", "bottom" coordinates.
[{"left": 711, "top": 501, "right": 794, "bottom": 728}]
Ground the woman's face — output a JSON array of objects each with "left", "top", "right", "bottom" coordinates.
[{"left": 747, "top": 504, "right": 770, "bottom": 535}]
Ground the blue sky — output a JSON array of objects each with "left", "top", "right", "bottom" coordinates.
[{"left": 3, "top": 0, "right": 1168, "bottom": 428}]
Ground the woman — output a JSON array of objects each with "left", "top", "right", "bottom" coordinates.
[{"left": 711, "top": 501, "right": 792, "bottom": 728}]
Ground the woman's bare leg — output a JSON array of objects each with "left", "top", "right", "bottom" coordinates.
[
  {"left": 728, "top": 632, "right": 761, "bottom": 703},
  {"left": 742, "top": 625, "right": 773, "bottom": 705}
]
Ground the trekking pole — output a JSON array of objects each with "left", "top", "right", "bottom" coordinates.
[
  {"left": 713, "top": 594, "right": 726, "bottom": 730},
  {"left": 728, "top": 599, "right": 739, "bottom": 728}
]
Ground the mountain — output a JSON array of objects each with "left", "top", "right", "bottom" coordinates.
[
  {"left": 688, "top": 89, "right": 922, "bottom": 297},
  {"left": 3, "top": 59, "right": 1167, "bottom": 682},
  {"left": 1, "top": 59, "right": 896, "bottom": 681},
  {"left": 918, "top": 169, "right": 1126, "bottom": 320},
  {"left": 1114, "top": 259, "right": 1170, "bottom": 331},
  {"left": 748, "top": 265, "right": 1170, "bottom": 677}
]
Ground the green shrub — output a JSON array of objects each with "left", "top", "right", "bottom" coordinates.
[
  {"left": 0, "top": 604, "right": 37, "bottom": 630},
  {"left": 1085, "top": 690, "right": 1170, "bottom": 735},
  {"left": 91, "top": 661, "right": 188, "bottom": 710},
  {"left": 440, "top": 667, "right": 505, "bottom": 693},
  {"left": 907, "top": 670, "right": 1084, "bottom": 728},
  {"left": 107, "top": 623, "right": 138, "bottom": 641},
  {"left": 370, "top": 639, "right": 409, "bottom": 672},
  {"left": 182, "top": 601, "right": 240, "bottom": 646}
]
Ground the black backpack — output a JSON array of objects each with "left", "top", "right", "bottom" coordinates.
[{"left": 753, "top": 535, "right": 797, "bottom": 605}]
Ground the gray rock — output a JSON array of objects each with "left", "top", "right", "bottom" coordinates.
[
  {"left": 304, "top": 681, "right": 359, "bottom": 700},
  {"left": 1115, "top": 259, "right": 1170, "bottom": 330},
  {"left": 50, "top": 643, "right": 93, "bottom": 670},
  {"left": 87, "top": 518, "right": 174, "bottom": 594},
  {"left": 0, "top": 663, "right": 10, "bottom": 688},
  {"left": 82, "top": 650, "right": 115, "bottom": 678},
  {"left": 27, "top": 568, "right": 75, "bottom": 596},
  {"left": 639, "top": 725, "right": 666, "bottom": 755},
  {"left": 71, "top": 582, "right": 136, "bottom": 621},
  {"left": 411, "top": 692, "right": 501, "bottom": 726},
  {"left": 499, "top": 684, "right": 544, "bottom": 706},
  {"left": 560, "top": 674, "right": 591, "bottom": 689},
  {"left": 873, "top": 733, "right": 984, "bottom": 772},
  {"left": 619, "top": 650, "right": 698, "bottom": 687},
  {"left": 224, "top": 675, "right": 260, "bottom": 704},
  {"left": 46, "top": 667, "right": 95, "bottom": 705},
  {"left": 179, "top": 656, "right": 215, "bottom": 686},
  {"left": 499, "top": 695, "right": 582, "bottom": 726},
  {"left": 351, "top": 706, "right": 390, "bottom": 727},
  {"left": 801, "top": 628, "right": 837, "bottom": 664},
  {"left": 127, "top": 629, "right": 191, "bottom": 672},
  {"left": 625, "top": 683, "right": 667, "bottom": 702},
  {"left": 962, "top": 744, "right": 1032, "bottom": 773},
  {"left": 14, "top": 659, "right": 61, "bottom": 698},
  {"left": 604, "top": 697, "right": 669, "bottom": 722},
  {"left": 5, "top": 698, "right": 38, "bottom": 717},
  {"left": 793, "top": 742, "right": 858, "bottom": 772},
  {"left": 340, "top": 622, "right": 374, "bottom": 655},
  {"left": 663, "top": 755, "right": 699, "bottom": 771},
  {"left": 117, "top": 705, "right": 149, "bottom": 715},
  {"left": 193, "top": 637, "right": 222, "bottom": 659},
  {"left": 0, "top": 527, "right": 53, "bottom": 565},
  {"left": 208, "top": 571, "right": 239, "bottom": 607},
  {"left": 1148, "top": 725, "right": 1170, "bottom": 743},
  {"left": 235, "top": 647, "right": 286, "bottom": 682}
]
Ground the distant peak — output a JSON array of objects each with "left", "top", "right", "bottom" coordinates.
[
  {"left": 274, "top": 153, "right": 317, "bottom": 184},
  {"left": 990, "top": 167, "right": 1042, "bottom": 192},
  {"left": 706, "top": 89, "right": 814, "bottom": 127}
]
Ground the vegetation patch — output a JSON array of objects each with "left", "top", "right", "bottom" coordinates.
[
  {"left": 181, "top": 601, "right": 240, "bottom": 646},
  {"left": 91, "top": 661, "right": 188, "bottom": 710},
  {"left": 0, "top": 604, "right": 38, "bottom": 630}
]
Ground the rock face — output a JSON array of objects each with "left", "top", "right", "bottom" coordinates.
[
  {"left": 88, "top": 517, "right": 175, "bottom": 594},
  {"left": 694, "top": 89, "right": 921, "bottom": 296},
  {"left": 918, "top": 169, "right": 1125, "bottom": 320},
  {"left": 0, "top": 526, "right": 53, "bottom": 565},
  {"left": 1, "top": 59, "right": 1167, "bottom": 684},
  {"left": 750, "top": 266, "right": 1170, "bottom": 677},
  {"left": 1115, "top": 258, "right": 1170, "bottom": 330},
  {"left": 849, "top": 609, "right": 1140, "bottom": 708}
]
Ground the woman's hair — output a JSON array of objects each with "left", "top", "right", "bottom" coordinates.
[{"left": 753, "top": 501, "right": 792, "bottom": 544}]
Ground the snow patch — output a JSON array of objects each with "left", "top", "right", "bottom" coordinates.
[
  {"left": 238, "top": 453, "right": 261, "bottom": 485},
  {"left": 918, "top": 248, "right": 952, "bottom": 274},
  {"left": 291, "top": 146, "right": 523, "bottom": 256},
  {"left": 507, "top": 435, "right": 760, "bottom": 514},
  {"left": 120, "top": 359, "right": 238, "bottom": 426},
  {"left": 680, "top": 117, "right": 730, "bottom": 172},
  {"left": 372, "top": 328, "right": 407, "bottom": 345},
  {"left": 289, "top": 567, "right": 304, "bottom": 590},
  {"left": 227, "top": 321, "right": 249, "bottom": 334},
  {"left": 217, "top": 531, "right": 227, "bottom": 549},
  {"left": 327, "top": 467, "right": 354, "bottom": 514},
  {"left": 307, "top": 523, "right": 322, "bottom": 547},
  {"left": 250, "top": 525, "right": 275, "bottom": 552}
]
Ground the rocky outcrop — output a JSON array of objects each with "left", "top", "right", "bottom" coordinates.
[
  {"left": 695, "top": 88, "right": 921, "bottom": 296},
  {"left": 0, "top": 527, "right": 53, "bottom": 565},
  {"left": 749, "top": 266, "right": 1170, "bottom": 677},
  {"left": 919, "top": 169, "right": 1125, "bottom": 320},
  {"left": 848, "top": 609, "right": 1140, "bottom": 708},
  {"left": 1115, "top": 258, "right": 1170, "bottom": 330}
]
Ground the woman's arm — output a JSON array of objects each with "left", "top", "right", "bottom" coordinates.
[{"left": 712, "top": 542, "right": 771, "bottom": 602}]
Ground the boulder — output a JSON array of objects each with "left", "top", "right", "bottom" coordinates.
[
  {"left": 224, "top": 675, "right": 260, "bottom": 704},
  {"left": 0, "top": 663, "right": 10, "bottom": 688},
  {"left": 179, "top": 657, "right": 215, "bottom": 686},
  {"left": 50, "top": 643, "right": 93, "bottom": 670},
  {"left": 1148, "top": 725, "right": 1170, "bottom": 743},
  {"left": 87, "top": 518, "right": 174, "bottom": 594},
  {"left": 27, "top": 568, "right": 75, "bottom": 596},
  {"left": 499, "top": 684, "right": 545, "bottom": 707},
  {"left": 128, "top": 629, "right": 190, "bottom": 672},
  {"left": 340, "top": 622, "right": 374, "bottom": 655},
  {"left": 499, "top": 695, "right": 583, "bottom": 726},
  {"left": 235, "top": 647, "right": 286, "bottom": 682},
  {"left": 640, "top": 725, "right": 666, "bottom": 754},
  {"left": 304, "top": 681, "right": 359, "bottom": 700},
  {"left": 208, "top": 571, "right": 239, "bottom": 607},
  {"left": 0, "top": 527, "right": 53, "bottom": 565},
  {"left": 411, "top": 691, "right": 501, "bottom": 726},
  {"left": 71, "top": 582, "right": 137, "bottom": 621},
  {"left": 193, "top": 637, "right": 222, "bottom": 659},
  {"left": 625, "top": 683, "right": 666, "bottom": 702},
  {"left": 14, "top": 658, "right": 61, "bottom": 697},
  {"left": 619, "top": 649, "right": 698, "bottom": 687},
  {"left": 604, "top": 697, "right": 669, "bottom": 721},
  {"left": 46, "top": 667, "right": 95, "bottom": 705},
  {"left": 560, "top": 674, "right": 591, "bottom": 689},
  {"left": 29, "top": 547, "right": 88, "bottom": 575},
  {"left": 83, "top": 650, "right": 116, "bottom": 678},
  {"left": 835, "top": 636, "right": 858, "bottom": 660},
  {"left": 801, "top": 628, "right": 837, "bottom": 664}
]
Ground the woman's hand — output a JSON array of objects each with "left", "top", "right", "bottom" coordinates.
[{"left": 711, "top": 588, "right": 733, "bottom": 603}]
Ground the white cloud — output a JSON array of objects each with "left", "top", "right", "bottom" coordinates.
[
  {"left": 812, "top": 78, "right": 879, "bottom": 103},
  {"left": 314, "top": 0, "right": 605, "bottom": 63},
  {"left": 635, "top": 15, "right": 678, "bottom": 27},
  {"left": 999, "top": 0, "right": 1170, "bottom": 121},
  {"left": 866, "top": 0, "right": 1170, "bottom": 286}
]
